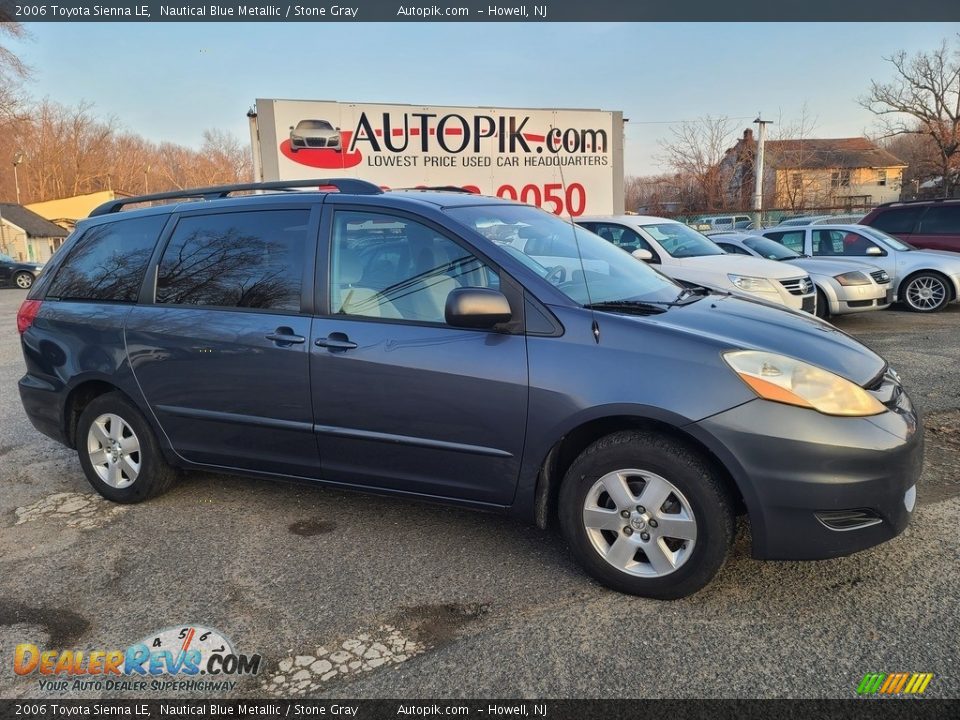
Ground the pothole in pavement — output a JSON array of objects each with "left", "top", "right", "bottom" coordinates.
[
  {"left": 13, "top": 492, "right": 126, "bottom": 530},
  {"left": 262, "top": 603, "right": 489, "bottom": 696},
  {"left": 921, "top": 409, "right": 960, "bottom": 503}
]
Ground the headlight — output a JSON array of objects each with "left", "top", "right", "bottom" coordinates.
[
  {"left": 834, "top": 271, "right": 870, "bottom": 286},
  {"left": 727, "top": 274, "right": 776, "bottom": 293},
  {"left": 723, "top": 350, "right": 886, "bottom": 416}
]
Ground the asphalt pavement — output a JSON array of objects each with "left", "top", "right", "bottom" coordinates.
[{"left": 0, "top": 287, "right": 957, "bottom": 699}]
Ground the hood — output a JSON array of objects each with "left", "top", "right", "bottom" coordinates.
[
  {"left": 638, "top": 294, "right": 886, "bottom": 386},
  {"left": 677, "top": 254, "right": 808, "bottom": 280},
  {"left": 784, "top": 257, "right": 878, "bottom": 277},
  {"left": 908, "top": 249, "right": 960, "bottom": 269}
]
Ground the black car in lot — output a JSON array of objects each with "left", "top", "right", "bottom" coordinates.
[
  {"left": 16, "top": 179, "right": 923, "bottom": 599},
  {"left": 0, "top": 253, "right": 44, "bottom": 289}
]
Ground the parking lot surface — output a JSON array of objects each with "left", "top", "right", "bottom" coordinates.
[{"left": 0, "top": 287, "right": 957, "bottom": 699}]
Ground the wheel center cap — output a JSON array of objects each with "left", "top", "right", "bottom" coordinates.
[{"left": 630, "top": 515, "right": 647, "bottom": 531}]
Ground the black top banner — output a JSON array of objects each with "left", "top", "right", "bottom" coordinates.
[{"left": 0, "top": 0, "right": 958, "bottom": 22}]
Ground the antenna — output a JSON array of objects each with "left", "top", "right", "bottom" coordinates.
[{"left": 552, "top": 126, "right": 600, "bottom": 344}]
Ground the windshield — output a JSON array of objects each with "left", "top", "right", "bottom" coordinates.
[
  {"left": 859, "top": 226, "right": 914, "bottom": 251},
  {"left": 296, "top": 120, "right": 333, "bottom": 130},
  {"left": 446, "top": 205, "right": 680, "bottom": 306},
  {"left": 743, "top": 236, "right": 800, "bottom": 260},
  {"left": 639, "top": 223, "right": 725, "bottom": 258}
]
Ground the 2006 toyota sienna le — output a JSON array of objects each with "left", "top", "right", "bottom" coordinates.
[{"left": 17, "top": 179, "right": 923, "bottom": 599}]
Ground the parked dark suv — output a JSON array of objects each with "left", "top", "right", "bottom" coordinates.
[
  {"left": 17, "top": 180, "right": 923, "bottom": 598},
  {"left": 860, "top": 198, "right": 960, "bottom": 252}
]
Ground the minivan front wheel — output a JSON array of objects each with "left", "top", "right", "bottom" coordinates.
[
  {"left": 76, "top": 392, "right": 177, "bottom": 503},
  {"left": 902, "top": 272, "right": 950, "bottom": 312},
  {"left": 559, "top": 431, "right": 734, "bottom": 599},
  {"left": 14, "top": 272, "right": 34, "bottom": 289}
]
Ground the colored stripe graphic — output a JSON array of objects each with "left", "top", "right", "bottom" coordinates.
[{"left": 858, "top": 672, "right": 933, "bottom": 695}]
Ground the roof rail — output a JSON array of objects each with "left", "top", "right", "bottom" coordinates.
[
  {"left": 876, "top": 197, "right": 955, "bottom": 208},
  {"left": 395, "top": 185, "right": 479, "bottom": 194},
  {"left": 89, "top": 178, "right": 383, "bottom": 216}
]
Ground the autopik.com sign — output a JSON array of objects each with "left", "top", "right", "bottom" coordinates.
[{"left": 252, "top": 99, "right": 625, "bottom": 216}]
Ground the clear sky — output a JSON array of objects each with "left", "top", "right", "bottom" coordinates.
[{"left": 9, "top": 22, "right": 958, "bottom": 176}]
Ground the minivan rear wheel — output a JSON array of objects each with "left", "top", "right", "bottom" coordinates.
[
  {"left": 76, "top": 392, "right": 177, "bottom": 503},
  {"left": 558, "top": 430, "right": 734, "bottom": 599}
]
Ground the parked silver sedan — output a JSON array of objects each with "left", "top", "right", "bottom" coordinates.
[
  {"left": 709, "top": 232, "right": 892, "bottom": 319},
  {"left": 758, "top": 224, "right": 960, "bottom": 313}
]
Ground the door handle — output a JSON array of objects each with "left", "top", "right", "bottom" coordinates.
[
  {"left": 265, "top": 328, "right": 306, "bottom": 345},
  {"left": 315, "top": 332, "right": 358, "bottom": 351}
]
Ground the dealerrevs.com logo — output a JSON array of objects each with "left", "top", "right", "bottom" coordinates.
[{"left": 14, "top": 625, "right": 261, "bottom": 693}]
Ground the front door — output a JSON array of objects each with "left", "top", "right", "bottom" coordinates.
[
  {"left": 309, "top": 208, "right": 529, "bottom": 505},
  {"left": 127, "top": 206, "right": 321, "bottom": 477}
]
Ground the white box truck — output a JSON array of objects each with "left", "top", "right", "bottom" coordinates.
[{"left": 250, "top": 99, "right": 625, "bottom": 217}]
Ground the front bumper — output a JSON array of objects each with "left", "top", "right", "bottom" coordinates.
[{"left": 692, "top": 387, "right": 923, "bottom": 560}]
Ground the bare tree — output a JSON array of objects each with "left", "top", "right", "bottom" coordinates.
[
  {"left": 860, "top": 36, "right": 960, "bottom": 198},
  {"left": 658, "top": 115, "right": 737, "bottom": 212}
]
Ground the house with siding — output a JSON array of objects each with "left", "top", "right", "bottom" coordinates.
[
  {"left": 722, "top": 129, "right": 907, "bottom": 211},
  {"left": 0, "top": 203, "right": 70, "bottom": 263}
]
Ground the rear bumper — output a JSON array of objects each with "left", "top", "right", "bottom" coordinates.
[
  {"left": 19, "top": 374, "right": 69, "bottom": 446},
  {"left": 692, "top": 391, "right": 923, "bottom": 560}
]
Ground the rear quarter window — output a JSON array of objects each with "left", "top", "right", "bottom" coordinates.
[
  {"left": 45, "top": 215, "right": 166, "bottom": 302},
  {"left": 868, "top": 206, "right": 924, "bottom": 235},
  {"left": 917, "top": 205, "right": 960, "bottom": 235}
]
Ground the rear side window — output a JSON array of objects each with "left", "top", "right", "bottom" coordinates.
[
  {"left": 156, "top": 210, "right": 310, "bottom": 311},
  {"left": 764, "top": 230, "right": 805, "bottom": 253},
  {"left": 917, "top": 205, "right": 960, "bottom": 235},
  {"left": 46, "top": 215, "right": 166, "bottom": 302},
  {"left": 869, "top": 206, "right": 924, "bottom": 234}
]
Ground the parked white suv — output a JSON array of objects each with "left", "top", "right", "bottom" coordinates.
[{"left": 577, "top": 216, "right": 817, "bottom": 313}]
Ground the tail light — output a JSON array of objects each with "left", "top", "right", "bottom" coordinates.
[{"left": 16, "top": 300, "right": 42, "bottom": 334}]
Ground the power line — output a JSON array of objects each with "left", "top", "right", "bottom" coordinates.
[{"left": 624, "top": 116, "right": 757, "bottom": 126}]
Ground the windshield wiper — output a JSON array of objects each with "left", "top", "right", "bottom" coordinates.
[{"left": 584, "top": 300, "right": 667, "bottom": 315}]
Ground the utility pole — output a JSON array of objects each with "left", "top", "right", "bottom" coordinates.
[
  {"left": 13, "top": 151, "right": 24, "bottom": 205},
  {"left": 752, "top": 115, "right": 773, "bottom": 228}
]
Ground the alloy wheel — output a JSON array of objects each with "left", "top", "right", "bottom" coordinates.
[
  {"left": 582, "top": 468, "right": 698, "bottom": 578},
  {"left": 15, "top": 273, "right": 33, "bottom": 289},
  {"left": 904, "top": 275, "right": 947, "bottom": 311},
  {"left": 87, "top": 413, "right": 141, "bottom": 489}
]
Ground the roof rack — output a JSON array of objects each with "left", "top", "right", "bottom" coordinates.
[
  {"left": 89, "top": 178, "right": 383, "bottom": 216},
  {"left": 876, "top": 197, "right": 956, "bottom": 208},
  {"left": 395, "top": 185, "right": 479, "bottom": 194}
]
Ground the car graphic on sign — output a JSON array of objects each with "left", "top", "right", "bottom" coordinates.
[{"left": 289, "top": 119, "right": 341, "bottom": 152}]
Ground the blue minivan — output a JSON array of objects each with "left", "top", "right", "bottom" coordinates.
[{"left": 17, "top": 180, "right": 923, "bottom": 598}]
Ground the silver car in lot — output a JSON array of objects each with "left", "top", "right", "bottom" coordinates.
[
  {"left": 289, "top": 119, "right": 342, "bottom": 152},
  {"left": 759, "top": 224, "right": 960, "bottom": 313},
  {"left": 709, "top": 232, "right": 892, "bottom": 319}
]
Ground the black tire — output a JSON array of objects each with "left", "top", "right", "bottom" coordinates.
[
  {"left": 558, "top": 430, "right": 735, "bottom": 599},
  {"left": 815, "top": 288, "right": 829, "bottom": 319},
  {"left": 76, "top": 392, "right": 177, "bottom": 503},
  {"left": 901, "top": 272, "right": 951, "bottom": 313},
  {"left": 14, "top": 271, "right": 34, "bottom": 290}
]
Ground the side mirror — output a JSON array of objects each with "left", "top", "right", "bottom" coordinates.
[
  {"left": 335, "top": 126, "right": 340, "bottom": 131},
  {"left": 445, "top": 288, "right": 512, "bottom": 329},
  {"left": 865, "top": 246, "right": 883, "bottom": 256},
  {"left": 289, "top": 126, "right": 295, "bottom": 130},
  {"left": 632, "top": 248, "right": 653, "bottom": 262}
]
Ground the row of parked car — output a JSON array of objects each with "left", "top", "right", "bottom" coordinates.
[{"left": 591, "top": 200, "right": 960, "bottom": 317}]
